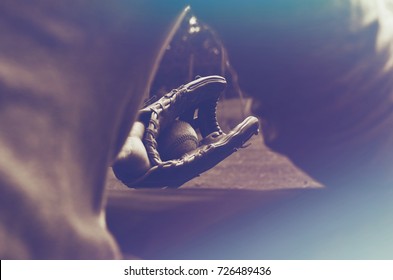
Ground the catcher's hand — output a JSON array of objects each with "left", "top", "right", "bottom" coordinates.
[{"left": 115, "top": 75, "right": 259, "bottom": 188}]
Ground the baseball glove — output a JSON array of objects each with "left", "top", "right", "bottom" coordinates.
[{"left": 116, "top": 75, "right": 259, "bottom": 188}]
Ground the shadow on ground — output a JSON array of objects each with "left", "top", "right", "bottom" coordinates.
[{"left": 104, "top": 98, "right": 322, "bottom": 259}]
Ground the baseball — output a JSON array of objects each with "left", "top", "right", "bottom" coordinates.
[{"left": 158, "top": 120, "right": 199, "bottom": 161}]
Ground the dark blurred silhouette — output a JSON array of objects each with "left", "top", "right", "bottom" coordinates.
[{"left": 188, "top": 0, "right": 393, "bottom": 188}]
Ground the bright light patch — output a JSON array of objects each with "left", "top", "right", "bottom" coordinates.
[
  {"left": 189, "top": 16, "right": 197, "bottom": 26},
  {"left": 350, "top": 0, "right": 393, "bottom": 71}
]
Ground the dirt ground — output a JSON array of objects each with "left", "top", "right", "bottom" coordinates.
[{"left": 104, "top": 98, "right": 323, "bottom": 258}]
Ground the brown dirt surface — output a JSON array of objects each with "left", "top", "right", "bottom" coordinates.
[{"left": 104, "top": 98, "right": 323, "bottom": 258}]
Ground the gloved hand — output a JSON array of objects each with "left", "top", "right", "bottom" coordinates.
[{"left": 113, "top": 75, "right": 259, "bottom": 188}]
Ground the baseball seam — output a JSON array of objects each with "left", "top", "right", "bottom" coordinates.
[{"left": 167, "top": 134, "right": 198, "bottom": 152}]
